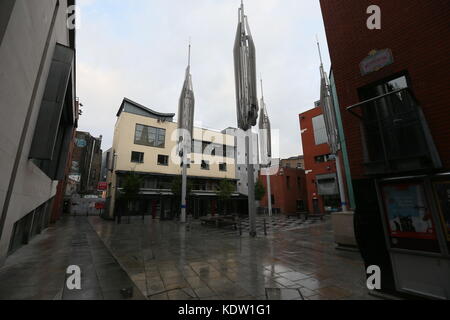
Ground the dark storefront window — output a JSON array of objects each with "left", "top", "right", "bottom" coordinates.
[{"left": 348, "top": 74, "right": 441, "bottom": 175}]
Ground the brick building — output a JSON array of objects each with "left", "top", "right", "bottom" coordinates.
[
  {"left": 320, "top": 0, "right": 450, "bottom": 299},
  {"left": 66, "top": 131, "right": 103, "bottom": 196},
  {"left": 300, "top": 106, "right": 340, "bottom": 214},
  {"left": 259, "top": 167, "right": 308, "bottom": 215}
]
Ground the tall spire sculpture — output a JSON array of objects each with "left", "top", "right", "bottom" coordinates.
[
  {"left": 317, "top": 39, "right": 347, "bottom": 212},
  {"left": 258, "top": 77, "right": 273, "bottom": 217},
  {"left": 234, "top": 0, "right": 259, "bottom": 237},
  {"left": 177, "top": 41, "right": 195, "bottom": 223}
]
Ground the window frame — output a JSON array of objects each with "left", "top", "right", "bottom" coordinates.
[
  {"left": 131, "top": 151, "right": 144, "bottom": 164},
  {"left": 157, "top": 155, "right": 169, "bottom": 166},
  {"left": 134, "top": 124, "right": 166, "bottom": 149}
]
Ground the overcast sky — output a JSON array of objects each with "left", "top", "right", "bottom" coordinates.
[{"left": 76, "top": 0, "right": 331, "bottom": 158}]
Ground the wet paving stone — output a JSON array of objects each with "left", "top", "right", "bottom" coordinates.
[
  {"left": 86, "top": 215, "right": 377, "bottom": 300},
  {"left": 266, "top": 288, "right": 304, "bottom": 300}
]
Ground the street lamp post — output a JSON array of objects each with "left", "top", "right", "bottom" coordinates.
[
  {"left": 234, "top": 1, "right": 259, "bottom": 237},
  {"left": 178, "top": 42, "right": 195, "bottom": 224}
]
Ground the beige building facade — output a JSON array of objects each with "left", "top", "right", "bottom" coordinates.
[{"left": 106, "top": 98, "right": 243, "bottom": 220}]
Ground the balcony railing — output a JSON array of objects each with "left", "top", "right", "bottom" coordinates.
[{"left": 347, "top": 88, "right": 442, "bottom": 175}]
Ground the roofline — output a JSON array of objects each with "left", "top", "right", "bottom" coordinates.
[{"left": 117, "top": 97, "right": 176, "bottom": 118}]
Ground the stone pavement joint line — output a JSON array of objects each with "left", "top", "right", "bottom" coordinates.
[
  {"left": 88, "top": 215, "right": 380, "bottom": 301},
  {"left": 0, "top": 217, "right": 145, "bottom": 300}
]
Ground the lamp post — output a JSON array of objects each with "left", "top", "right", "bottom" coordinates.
[
  {"left": 234, "top": 0, "right": 259, "bottom": 237},
  {"left": 178, "top": 42, "right": 195, "bottom": 224}
]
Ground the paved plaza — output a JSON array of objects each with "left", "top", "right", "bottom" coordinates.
[
  {"left": 89, "top": 215, "right": 378, "bottom": 300},
  {"left": 0, "top": 214, "right": 378, "bottom": 300},
  {"left": 0, "top": 217, "right": 144, "bottom": 300}
]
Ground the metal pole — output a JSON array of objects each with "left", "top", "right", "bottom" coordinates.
[
  {"left": 180, "top": 150, "right": 188, "bottom": 223},
  {"left": 266, "top": 159, "right": 272, "bottom": 217},
  {"left": 246, "top": 131, "right": 257, "bottom": 237},
  {"left": 335, "top": 153, "right": 348, "bottom": 212}
]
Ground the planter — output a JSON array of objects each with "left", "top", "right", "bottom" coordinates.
[{"left": 331, "top": 211, "right": 358, "bottom": 250}]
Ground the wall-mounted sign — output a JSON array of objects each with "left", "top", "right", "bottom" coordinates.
[
  {"left": 360, "top": 49, "right": 394, "bottom": 76},
  {"left": 434, "top": 181, "right": 450, "bottom": 241}
]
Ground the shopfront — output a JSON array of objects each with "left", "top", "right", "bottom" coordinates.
[{"left": 376, "top": 175, "right": 450, "bottom": 299}]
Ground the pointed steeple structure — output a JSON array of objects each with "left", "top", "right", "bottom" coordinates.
[
  {"left": 258, "top": 78, "right": 272, "bottom": 164},
  {"left": 177, "top": 41, "right": 195, "bottom": 154},
  {"left": 234, "top": 0, "right": 259, "bottom": 131}
]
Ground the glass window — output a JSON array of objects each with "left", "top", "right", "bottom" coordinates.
[
  {"left": 219, "top": 163, "right": 227, "bottom": 172},
  {"left": 131, "top": 152, "right": 144, "bottom": 163},
  {"left": 157, "top": 155, "right": 169, "bottom": 166},
  {"left": 135, "top": 124, "right": 166, "bottom": 148},
  {"left": 201, "top": 160, "right": 210, "bottom": 170},
  {"left": 312, "top": 115, "right": 328, "bottom": 145}
]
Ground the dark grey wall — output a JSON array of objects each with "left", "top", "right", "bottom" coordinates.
[{"left": 0, "top": 0, "right": 16, "bottom": 45}]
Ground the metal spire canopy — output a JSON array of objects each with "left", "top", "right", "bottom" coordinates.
[
  {"left": 259, "top": 78, "right": 272, "bottom": 164},
  {"left": 177, "top": 42, "right": 195, "bottom": 154},
  {"left": 234, "top": 0, "right": 259, "bottom": 131},
  {"left": 317, "top": 40, "right": 339, "bottom": 154}
]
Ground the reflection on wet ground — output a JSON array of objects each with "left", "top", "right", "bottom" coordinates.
[{"left": 89, "top": 215, "right": 379, "bottom": 300}]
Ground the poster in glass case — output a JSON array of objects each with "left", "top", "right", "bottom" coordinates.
[
  {"left": 382, "top": 183, "right": 436, "bottom": 240},
  {"left": 434, "top": 181, "right": 450, "bottom": 241}
]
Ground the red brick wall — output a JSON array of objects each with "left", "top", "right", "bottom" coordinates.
[
  {"left": 259, "top": 168, "right": 308, "bottom": 214},
  {"left": 300, "top": 107, "right": 338, "bottom": 212},
  {"left": 320, "top": 0, "right": 450, "bottom": 179}
]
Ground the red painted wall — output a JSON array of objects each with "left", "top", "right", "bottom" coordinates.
[
  {"left": 320, "top": 0, "right": 450, "bottom": 179},
  {"left": 300, "top": 107, "right": 338, "bottom": 213},
  {"left": 259, "top": 168, "right": 308, "bottom": 215}
]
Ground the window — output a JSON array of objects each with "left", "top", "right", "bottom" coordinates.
[
  {"left": 135, "top": 124, "right": 166, "bottom": 148},
  {"left": 297, "top": 200, "right": 306, "bottom": 212},
  {"left": 350, "top": 74, "right": 441, "bottom": 174},
  {"left": 219, "top": 163, "right": 227, "bottom": 172},
  {"left": 180, "top": 162, "right": 191, "bottom": 168},
  {"left": 315, "top": 154, "right": 333, "bottom": 163},
  {"left": 201, "top": 160, "right": 210, "bottom": 170},
  {"left": 312, "top": 115, "right": 328, "bottom": 145},
  {"left": 271, "top": 195, "right": 276, "bottom": 205},
  {"left": 286, "top": 176, "right": 291, "bottom": 189},
  {"left": 158, "top": 155, "right": 169, "bottom": 166},
  {"left": 131, "top": 152, "right": 144, "bottom": 163}
]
